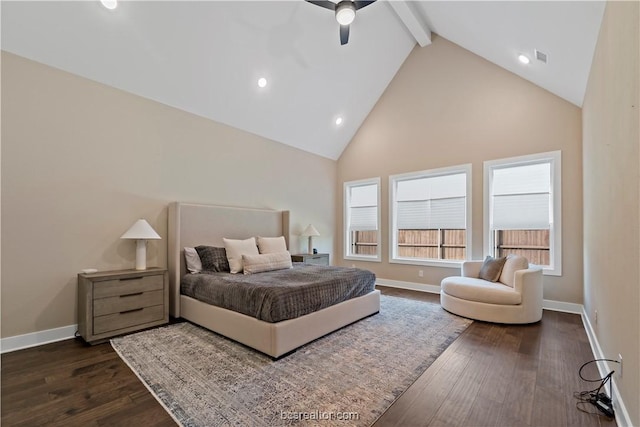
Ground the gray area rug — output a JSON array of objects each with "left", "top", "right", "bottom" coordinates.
[{"left": 111, "top": 295, "right": 472, "bottom": 426}]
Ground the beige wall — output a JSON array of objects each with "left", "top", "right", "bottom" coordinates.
[
  {"left": 582, "top": 1, "right": 639, "bottom": 425},
  {"left": 336, "top": 35, "right": 583, "bottom": 304},
  {"left": 1, "top": 52, "right": 337, "bottom": 338}
]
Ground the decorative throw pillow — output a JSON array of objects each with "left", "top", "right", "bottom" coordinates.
[
  {"left": 499, "top": 254, "right": 529, "bottom": 287},
  {"left": 242, "top": 251, "right": 293, "bottom": 275},
  {"left": 223, "top": 237, "right": 260, "bottom": 274},
  {"left": 194, "top": 246, "right": 230, "bottom": 273},
  {"left": 478, "top": 255, "right": 507, "bottom": 282},
  {"left": 183, "top": 247, "right": 203, "bottom": 274},
  {"left": 257, "top": 236, "right": 288, "bottom": 254}
]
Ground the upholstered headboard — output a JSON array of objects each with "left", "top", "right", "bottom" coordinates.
[{"left": 167, "top": 202, "right": 290, "bottom": 317}]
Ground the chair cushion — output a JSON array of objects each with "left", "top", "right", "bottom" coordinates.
[
  {"left": 499, "top": 255, "right": 529, "bottom": 287},
  {"left": 441, "top": 277, "right": 522, "bottom": 305}
]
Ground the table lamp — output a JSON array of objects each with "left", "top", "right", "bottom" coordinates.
[
  {"left": 301, "top": 224, "right": 320, "bottom": 254},
  {"left": 121, "top": 219, "right": 161, "bottom": 270}
]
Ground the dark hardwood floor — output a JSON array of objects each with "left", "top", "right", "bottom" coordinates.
[
  {"left": 1, "top": 287, "right": 616, "bottom": 427},
  {"left": 373, "top": 287, "right": 615, "bottom": 427}
]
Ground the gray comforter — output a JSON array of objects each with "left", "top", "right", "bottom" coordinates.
[{"left": 181, "top": 264, "right": 376, "bottom": 323}]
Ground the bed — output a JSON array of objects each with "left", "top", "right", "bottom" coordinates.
[{"left": 167, "top": 202, "right": 381, "bottom": 358}]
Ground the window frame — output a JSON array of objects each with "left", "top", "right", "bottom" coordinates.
[
  {"left": 389, "top": 164, "right": 472, "bottom": 268},
  {"left": 483, "top": 150, "right": 562, "bottom": 276},
  {"left": 343, "top": 177, "right": 382, "bottom": 262}
]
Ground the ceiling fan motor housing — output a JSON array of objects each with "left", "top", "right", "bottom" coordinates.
[{"left": 336, "top": 2, "right": 356, "bottom": 25}]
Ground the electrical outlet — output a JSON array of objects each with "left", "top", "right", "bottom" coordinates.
[
  {"left": 418, "top": 270, "right": 424, "bottom": 277},
  {"left": 618, "top": 354, "right": 623, "bottom": 378},
  {"left": 595, "top": 309, "right": 598, "bottom": 325}
]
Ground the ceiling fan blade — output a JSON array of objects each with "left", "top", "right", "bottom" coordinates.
[
  {"left": 340, "top": 24, "right": 350, "bottom": 45},
  {"left": 353, "top": 0, "right": 376, "bottom": 10},
  {"left": 305, "top": 0, "right": 337, "bottom": 11}
]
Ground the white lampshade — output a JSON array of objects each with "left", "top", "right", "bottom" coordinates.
[
  {"left": 121, "top": 219, "right": 161, "bottom": 240},
  {"left": 301, "top": 224, "right": 320, "bottom": 237},
  {"left": 121, "top": 219, "right": 161, "bottom": 270},
  {"left": 301, "top": 224, "right": 320, "bottom": 254}
]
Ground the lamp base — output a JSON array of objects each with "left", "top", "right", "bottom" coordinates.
[
  {"left": 308, "top": 236, "right": 313, "bottom": 254},
  {"left": 135, "top": 239, "right": 147, "bottom": 270}
]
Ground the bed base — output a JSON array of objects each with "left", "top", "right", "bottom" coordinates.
[{"left": 181, "top": 290, "right": 380, "bottom": 358}]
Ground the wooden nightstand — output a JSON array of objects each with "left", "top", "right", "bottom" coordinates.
[
  {"left": 77, "top": 268, "right": 169, "bottom": 344},
  {"left": 291, "top": 253, "right": 330, "bottom": 266}
]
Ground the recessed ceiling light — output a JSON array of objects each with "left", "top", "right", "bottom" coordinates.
[
  {"left": 100, "top": 0, "right": 117, "bottom": 10},
  {"left": 518, "top": 54, "right": 530, "bottom": 65},
  {"left": 335, "top": 117, "right": 343, "bottom": 126},
  {"left": 257, "top": 77, "right": 267, "bottom": 88}
]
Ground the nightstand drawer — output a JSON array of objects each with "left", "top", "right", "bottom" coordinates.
[
  {"left": 305, "top": 255, "right": 328, "bottom": 265},
  {"left": 291, "top": 253, "right": 330, "bottom": 266},
  {"left": 93, "top": 305, "right": 164, "bottom": 335},
  {"left": 94, "top": 274, "right": 163, "bottom": 299},
  {"left": 93, "top": 289, "right": 164, "bottom": 316}
]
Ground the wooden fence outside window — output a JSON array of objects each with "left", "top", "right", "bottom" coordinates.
[
  {"left": 495, "top": 229, "right": 550, "bottom": 266},
  {"left": 353, "top": 229, "right": 550, "bottom": 265}
]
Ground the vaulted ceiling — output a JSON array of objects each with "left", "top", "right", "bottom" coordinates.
[{"left": 1, "top": 1, "right": 605, "bottom": 160}]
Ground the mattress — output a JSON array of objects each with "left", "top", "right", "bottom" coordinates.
[{"left": 181, "top": 264, "right": 376, "bottom": 322}]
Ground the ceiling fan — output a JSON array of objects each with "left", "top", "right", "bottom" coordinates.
[{"left": 305, "top": 1, "right": 377, "bottom": 45}]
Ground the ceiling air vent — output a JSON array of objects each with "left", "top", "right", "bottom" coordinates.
[{"left": 535, "top": 49, "right": 548, "bottom": 64}]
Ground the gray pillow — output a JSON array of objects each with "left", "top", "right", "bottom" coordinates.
[
  {"left": 195, "top": 246, "right": 230, "bottom": 272},
  {"left": 478, "top": 256, "right": 507, "bottom": 282}
]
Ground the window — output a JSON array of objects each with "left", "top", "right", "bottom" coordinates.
[
  {"left": 484, "top": 151, "right": 562, "bottom": 276},
  {"left": 390, "top": 165, "right": 472, "bottom": 267},
  {"left": 344, "top": 178, "right": 381, "bottom": 261}
]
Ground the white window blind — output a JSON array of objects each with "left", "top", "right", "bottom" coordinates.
[
  {"left": 491, "top": 162, "right": 551, "bottom": 230},
  {"left": 349, "top": 183, "right": 378, "bottom": 231},
  {"left": 396, "top": 173, "right": 466, "bottom": 230}
]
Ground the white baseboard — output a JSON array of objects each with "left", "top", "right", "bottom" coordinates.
[
  {"left": 1, "top": 324, "right": 78, "bottom": 354},
  {"left": 376, "top": 278, "right": 441, "bottom": 294},
  {"left": 542, "top": 299, "right": 582, "bottom": 314},
  {"left": 581, "top": 308, "right": 632, "bottom": 427}
]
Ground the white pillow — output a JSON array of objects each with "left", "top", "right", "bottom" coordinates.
[
  {"left": 243, "top": 251, "right": 292, "bottom": 275},
  {"left": 257, "top": 236, "right": 287, "bottom": 254},
  {"left": 223, "top": 237, "right": 259, "bottom": 274},
  {"left": 183, "top": 247, "right": 202, "bottom": 274},
  {"left": 499, "top": 254, "right": 529, "bottom": 287}
]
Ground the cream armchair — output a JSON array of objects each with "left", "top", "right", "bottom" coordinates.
[{"left": 440, "top": 255, "right": 543, "bottom": 324}]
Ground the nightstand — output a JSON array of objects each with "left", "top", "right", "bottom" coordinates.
[
  {"left": 291, "top": 253, "right": 330, "bottom": 266},
  {"left": 77, "top": 267, "right": 169, "bottom": 344}
]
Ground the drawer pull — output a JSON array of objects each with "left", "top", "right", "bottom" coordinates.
[
  {"left": 120, "top": 292, "right": 144, "bottom": 298},
  {"left": 120, "top": 276, "right": 144, "bottom": 281},
  {"left": 120, "top": 308, "right": 144, "bottom": 315}
]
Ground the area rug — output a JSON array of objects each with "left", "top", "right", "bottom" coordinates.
[{"left": 111, "top": 295, "right": 471, "bottom": 426}]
